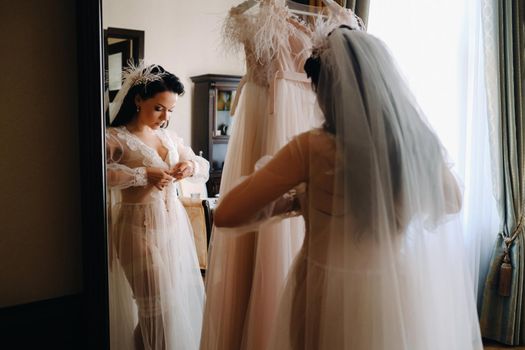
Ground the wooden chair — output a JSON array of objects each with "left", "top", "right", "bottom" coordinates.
[{"left": 179, "top": 197, "right": 213, "bottom": 274}]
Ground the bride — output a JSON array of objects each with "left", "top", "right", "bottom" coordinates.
[
  {"left": 106, "top": 63, "right": 208, "bottom": 350},
  {"left": 214, "top": 26, "right": 483, "bottom": 349}
]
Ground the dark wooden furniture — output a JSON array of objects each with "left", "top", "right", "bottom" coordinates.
[{"left": 190, "top": 74, "right": 242, "bottom": 197}]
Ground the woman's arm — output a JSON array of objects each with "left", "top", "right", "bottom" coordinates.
[
  {"left": 441, "top": 164, "right": 462, "bottom": 214},
  {"left": 169, "top": 131, "right": 210, "bottom": 183},
  {"left": 107, "top": 163, "right": 148, "bottom": 189},
  {"left": 106, "top": 131, "right": 148, "bottom": 189},
  {"left": 106, "top": 130, "right": 174, "bottom": 190},
  {"left": 214, "top": 134, "right": 309, "bottom": 228}
]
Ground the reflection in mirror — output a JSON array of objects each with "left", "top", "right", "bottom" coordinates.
[{"left": 102, "top": 1, "right": 243, "bottom": 349}]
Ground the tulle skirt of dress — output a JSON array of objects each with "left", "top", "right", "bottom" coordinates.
[
  {"left": 270, "top": 219, "right": 484, "bottom": 350},
  {"left": 201, "top": 79, "right": 321, "bottom": 350},
  {"left": 109, "top": 197, "right": 204, "bottom": 350},
  {"left": 240, "top": 78, "right": 321, "bottom": 350}
]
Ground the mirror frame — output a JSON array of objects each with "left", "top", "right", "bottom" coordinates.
[{"left": 77, "top": 0, "right": 110, "bottom": 349}]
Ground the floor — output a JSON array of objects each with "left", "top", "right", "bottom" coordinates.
[{"left": 485, "top": 340, "right": 525, "bottom": 349}]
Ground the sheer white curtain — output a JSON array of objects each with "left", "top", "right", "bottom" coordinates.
[{"left": 367, "top": 0, "right": 500, "bottom": 306}]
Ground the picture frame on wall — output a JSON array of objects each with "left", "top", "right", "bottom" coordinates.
[{"left": 103, "top": 27, "right": 144, "bottom": 125}]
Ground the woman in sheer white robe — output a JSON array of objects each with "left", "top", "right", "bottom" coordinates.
[
  {"left": 106, "top": 64, "right": 208, "bottom": 350},
  {"left": 214, "top": 27, "right": 483, "bottom": 350}
]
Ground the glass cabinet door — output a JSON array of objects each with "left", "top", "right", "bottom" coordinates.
[
  {"left": 190, "top": 74, "right": 242, "bottom": 197},
  {"left": 213, "top": 88, "right": 236, "bottom": 138}
]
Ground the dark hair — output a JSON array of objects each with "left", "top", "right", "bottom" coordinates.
[
  {"left": 111, "top": 65, "right": 185, "bottom": 127},
  {"left": 305, "top": 27, "right": 407, "bottom": 233},
  {"left": 304, "top": 26, "right": 357, "bottom": 134},
  {"left": 304, "top": 25, "right": 355, "bottom": 91},
  {"left": 304, "top": 55, "right": 321, "bottom": 90}
]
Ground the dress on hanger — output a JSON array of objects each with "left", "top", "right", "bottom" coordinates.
[
  {"left": 106, "top": 126, "right": 208, "bottom": 350},
  {"left": 200, "top": 1, "right": 322, "bottom": 350}
]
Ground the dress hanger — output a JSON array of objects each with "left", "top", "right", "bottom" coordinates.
[{"left": 231, "top": 0, "right": 259, "bottom": 14}]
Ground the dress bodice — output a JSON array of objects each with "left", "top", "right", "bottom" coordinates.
[
  {"left": 112, "top": 126, "right": 179, "bottom": 169},
  {"left": 225, "top": 1, "right": 312, "bottom": 87},
  {"left": 106, "top": 126, "right": 209, "bottom": 204}
]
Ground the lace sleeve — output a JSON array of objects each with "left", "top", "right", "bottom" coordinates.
[
  {"left": 169, "top": 131, "right": 210, "bottom": 183},
  {"left": 106, "top": 130, "right": 148, "bottom": 189},
  {"left": 214, "top": 132, "right": 309, "bottom": 228}
]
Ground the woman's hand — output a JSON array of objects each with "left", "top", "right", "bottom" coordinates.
[
  {"left": 146, "top": 167, "right": 174, "bottom": 190},
  {"left": 170, "top": 161, "right": 194, "bottom": 181}
]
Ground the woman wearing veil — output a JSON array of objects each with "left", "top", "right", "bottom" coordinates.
[{"left": 214, "top": 26, "right": 483, "bottom": 349}]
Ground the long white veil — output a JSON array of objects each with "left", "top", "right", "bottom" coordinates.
[{"left": 271, "top": 28, "right": 483, "bottom": 349}]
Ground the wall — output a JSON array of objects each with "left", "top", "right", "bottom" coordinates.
[
  {"left": 0, "top": 0, "right": 82, "bottom": 306},
  {"left": 103, "top": 0, "right": 245, "bottom": 143}
]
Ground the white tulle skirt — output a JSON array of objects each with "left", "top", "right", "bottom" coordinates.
[
  {"left": 270, "top": 219, "right": 484, "bottom": 350},
  {"left": 109, "top": 196, "right": 204, "bottom": 350},
  {"left": 201, "top": 78, "right": 321, "bottom": 350}
]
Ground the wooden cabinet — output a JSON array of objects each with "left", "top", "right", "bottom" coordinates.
[{"left": 190, "top": 74, "right": 242, "bottom": 197}]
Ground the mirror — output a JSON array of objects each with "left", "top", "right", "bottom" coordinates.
[{"left": 102, "top": 1, "right": 245, "bottom": 349}]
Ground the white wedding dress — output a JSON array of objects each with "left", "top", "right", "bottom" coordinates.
[{"left": 106, "top": 126, "right": 208, "bottom": 350}]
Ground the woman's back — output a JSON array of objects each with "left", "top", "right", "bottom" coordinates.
[{"left": 271, "top": 131, "right": 480, "bottom": 350}]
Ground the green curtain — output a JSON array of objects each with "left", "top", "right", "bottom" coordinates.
[{"left": 480, "top": 0, "right": 525, "bottom": 345}]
